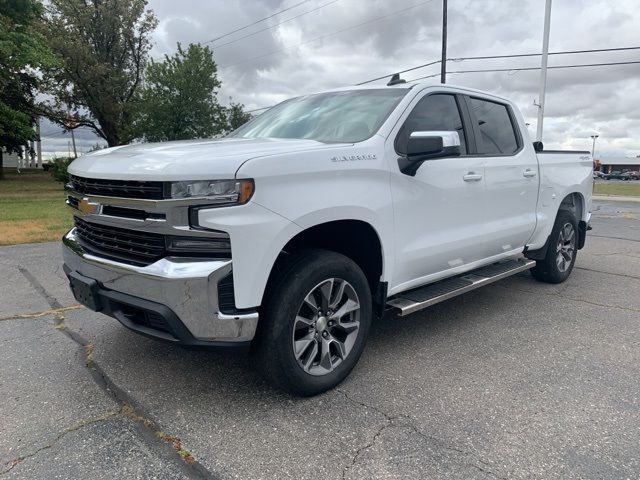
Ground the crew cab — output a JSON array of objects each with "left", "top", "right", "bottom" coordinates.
[{"left": 62, "top": 81, "right": 592, "bottom": 396}]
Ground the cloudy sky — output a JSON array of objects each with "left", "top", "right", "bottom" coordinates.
[{"left": 42, "top": 0, "right": 640, "bottom": 158}]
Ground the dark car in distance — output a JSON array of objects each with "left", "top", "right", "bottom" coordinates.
[{"left": 603, "top": 171, "right": 631, "bottom": 180}]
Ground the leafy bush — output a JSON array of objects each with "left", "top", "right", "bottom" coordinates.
[{"left": 49, "top": 156, "right": 75, "bottom": 184}]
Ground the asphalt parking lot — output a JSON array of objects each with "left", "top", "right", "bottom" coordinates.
[{"left": 1, "top": 199, "right": 639, "bottom": 479}]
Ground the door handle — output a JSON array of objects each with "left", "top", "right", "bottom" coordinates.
[
  {"left": 523, "top": 169, "right": 537, "bottom": 178},
  {"left": 463, "top": 172, "right": 483, "bottom": 182}
]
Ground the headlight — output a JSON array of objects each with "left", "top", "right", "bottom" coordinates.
[{"left": 167, "top": 179, "right": 254, "bottom": 205}]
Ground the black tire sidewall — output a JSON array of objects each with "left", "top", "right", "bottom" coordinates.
[
  {"left": 532, "top": 210, "right": 579, "bottom": 283},
  {"left": 258, "top": 250, "right": 372, "bottom": 396}
]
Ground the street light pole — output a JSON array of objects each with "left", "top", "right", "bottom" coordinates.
[
  {"left": 591, "top": 134, "right": 599, "bottom": 158},
  {"left": 440, "top": 0, "right": 447, "bottom": 84},
  {"left": 536, "top": 0, "right": 552, "bottom": 142}
]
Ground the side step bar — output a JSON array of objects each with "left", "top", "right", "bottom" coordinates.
[{"left": 387, "top": 258, "right": 536, "bottom": 316}]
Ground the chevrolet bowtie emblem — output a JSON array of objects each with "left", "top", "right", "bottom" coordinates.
[{"left": 78, "top": 198, "right": 100, "bottom": 215}]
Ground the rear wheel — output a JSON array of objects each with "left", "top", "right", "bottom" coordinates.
[
  {"left": 531, "top": 210, "right": 578, "bottom": 284},
  {"left": 256, "top": 249, "right": 372, "bottom": 396}
]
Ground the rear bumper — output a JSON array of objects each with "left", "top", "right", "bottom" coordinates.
[{"left": 62, "top": 228, "right": 258, "bottom": 346}]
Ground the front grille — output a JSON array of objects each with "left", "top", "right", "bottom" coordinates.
[
  {"left": 70, "top": 174, "right": 165, "bottom": 200},
  {"left": 74, "top": 217, "right": 166, "bottom": 266}
]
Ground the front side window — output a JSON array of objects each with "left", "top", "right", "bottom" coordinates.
[
  {"left": 395, "top": 94, "right": 467, "bottom": 155},
  {"left": 469, "top": 98, "right": 519, "bottom": 155},
  {"left": 228, "top": 89, "right": 408, "bottom": 143}
]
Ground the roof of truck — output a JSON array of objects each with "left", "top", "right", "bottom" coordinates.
[{"left": 315, "top": 81, "right": 513, "bottom": 103}]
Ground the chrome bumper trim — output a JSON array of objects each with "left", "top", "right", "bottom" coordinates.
[
  {"left": 62, "top": 228, "right": 258, "bottom": 342},
  {"left": 64, "top": 187, "right": 225, "bottom": 237}
]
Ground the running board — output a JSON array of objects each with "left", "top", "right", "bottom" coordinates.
[{"left": 387, "top": 258, "right": 536, "bottom": 316}]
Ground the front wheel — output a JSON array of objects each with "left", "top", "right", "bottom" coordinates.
[
  {"left": 256, "top": 249, "right": 372, "bottom": 396},
  {"left": 531, "top": 210, "right": 578, "bottom": 284}
]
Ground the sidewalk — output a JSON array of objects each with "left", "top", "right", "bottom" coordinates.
[{"left": 592, "top": 194, "right": 640, "bottom": 203}]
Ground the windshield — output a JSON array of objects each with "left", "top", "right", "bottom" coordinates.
[{"left": 229, "top": 89, "right": 408, "bottom": 143}]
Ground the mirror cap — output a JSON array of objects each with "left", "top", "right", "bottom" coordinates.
[{"left": 409, "top": 131, "right": 461, "bottom": 148}]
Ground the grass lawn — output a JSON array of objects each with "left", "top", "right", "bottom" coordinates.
[
  {"left": 0, "top": 169, "right": 72, "bottom": 245},
  {"left": 593, "top": 182, "right": 640, "bottom": 197}
]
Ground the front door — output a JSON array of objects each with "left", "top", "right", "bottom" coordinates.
[{"left": 387, "top": 93, "right": 489, "bottom": 293}]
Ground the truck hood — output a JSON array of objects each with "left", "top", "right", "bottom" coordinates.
[{"left": 68, "top": 137, "right": 344, "bottom": 181}]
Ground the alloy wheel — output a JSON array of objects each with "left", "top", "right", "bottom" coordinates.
[
  {"left": 556, "top": 222, "right": 576, "bottom": 272},
  {"left": 291, "top": 278, "right": 361, "bottom": 376}
]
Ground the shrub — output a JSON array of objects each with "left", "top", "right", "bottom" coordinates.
[{"left": 49, "top": 156, "right": 75, "bottom": 184}]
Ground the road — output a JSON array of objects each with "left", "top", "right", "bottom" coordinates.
[{"left": 1, "top": 200, "right": 639, "bottom": 479}]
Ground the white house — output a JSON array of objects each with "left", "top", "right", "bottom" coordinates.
[{"left": 1, "top": 149, "right": 22, "bottom": 168}]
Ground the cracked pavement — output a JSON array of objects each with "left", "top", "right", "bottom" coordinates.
[{"left": 1, "top": 199, "right": 639, "bottom": 479}]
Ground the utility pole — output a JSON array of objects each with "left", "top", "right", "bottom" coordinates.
[
  {"left": 536, "top": 0, "right": 552, "bottom": 142},
  {"left": 440, "top": 0, "right": 447, "bottom": 84},
  {"left": 70, "top": 128, "right": 77, "bottom": 158},
  {"left": 35, "top": 117, "right": 42, "bottom": 168}
]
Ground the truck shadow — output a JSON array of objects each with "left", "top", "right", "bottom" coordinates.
[{"left": 96, "top": 272, "right": 551, "bottom": 402}]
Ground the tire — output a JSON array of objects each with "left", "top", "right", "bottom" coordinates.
[
  {"left": 255, "top": 249, "right": 372, "bottom": 396},
  {"left": 530, "top": 210, "right": 578, "bottom": 284}
]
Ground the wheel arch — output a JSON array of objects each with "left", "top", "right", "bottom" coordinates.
[
  {"left": 526, "top": 191, "right": 587, "bottom": 260},
  {"left": 261, "top": 219, "right": 386, "bottom": 311},
  {"left": 558, "top": 191, "right": 585, "bottom": 221}
]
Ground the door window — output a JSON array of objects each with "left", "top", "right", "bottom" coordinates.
[
  {"left": 469, "top": 98, "right": 519, "bottom": 155},
  {"left": 395, "top": 94, "right": 467, "bottom": 155}
]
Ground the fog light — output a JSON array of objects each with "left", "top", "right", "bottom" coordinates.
[{"left": 166, "top": 233, "right": 231, "bottom": 257}]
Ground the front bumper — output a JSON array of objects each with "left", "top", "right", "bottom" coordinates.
[{"left": 62, "top": 228, "right": 258, "bottom": 346}]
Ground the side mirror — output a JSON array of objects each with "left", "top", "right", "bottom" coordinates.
[{"left": 400, "top": 131, "right": 461, "bottom": 175}]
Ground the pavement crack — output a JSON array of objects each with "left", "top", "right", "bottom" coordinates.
[
  {"left": 0, "top": 305, "right": 82, "bottom": 323},
  {"left": 588, "top": 234, "right": 640, "bottom": 243},
  {"left": 19, "top": 266, "right": 218, "bottom": 479},
  {"left": 18, "top": 267, "right": 63, "bottom": 310},
  {"left": 498, "top": 284, "right": 640, "bottom": 313},
  {"left": 574, "top": 266, "right": 640, "bottom": 280},
  {"left": 0, "top": 410, "right": 120, "bottom": 475},
  {"left": 469, "top": 460, "right": 509, "bottom": 480},
  {"left": 336, "top": 389, "right": 495, "bottom": 478},
  {"left": 57, "top": 317, "right": 216, "bottom": 478},
  {"left": 341, "top": 415, "right": 391, "bottom": 479}
]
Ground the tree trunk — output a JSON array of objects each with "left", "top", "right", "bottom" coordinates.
[{"left": 0, "top": 149, "right": 4, "bottom": 180}]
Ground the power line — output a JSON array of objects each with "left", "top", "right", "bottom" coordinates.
[
  {"left": 356, "top": 60, "right": 441, "bottom": 85},
  {"left": 211, "top": 0, "right": 341, "bottom": 49},
  {"left": 407, "top": 60, "right": 640, "bottom": 82},
  {"left": 242, "top": 48, "right": 640, "bottom": 112},
  {"left": 357, "top": 45, "right": 640, "bottom": 84},
  {"left": 450, "top": 45, "right": 640, "bottom": 62},
  {"left": 204, "top": 0, "right": 314, "bottom": 44},
  {"left": 219, "top": 0, "right": 435, "bottom": 70}
]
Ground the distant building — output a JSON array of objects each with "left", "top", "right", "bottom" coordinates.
[
  {"left": 1, "top": 149, "right": 22, "bottom": 168},
  {"left": 597, "top": 156, "right": 640, "bottom": 173}
]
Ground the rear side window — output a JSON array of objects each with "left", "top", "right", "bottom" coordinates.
[
  {"left": 395, "top": 94, "right": 467, "bottom": 155},
  {"left": 469, "top": 98, "right": 519, "bottom": 155}
]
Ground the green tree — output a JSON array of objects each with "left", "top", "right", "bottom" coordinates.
[
  {"left": 226, "top": 102, "right": 252, "bottom": 132},
  {"left": 40, "top": 0, "right": 157, "bottom": 147},
  {"left": 136, "top": 43, "right": 228, "bottom": 142},
  {"left": 0, "top": 0, "right": 53, "bottom": 179}
]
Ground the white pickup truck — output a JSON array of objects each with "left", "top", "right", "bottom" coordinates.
[{"left": 62, "top": 81, "right": 593, "bottom": 395}]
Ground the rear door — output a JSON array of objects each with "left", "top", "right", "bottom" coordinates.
[{"left": 464, "top": 96, "right": 538, "bottom": 258}]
